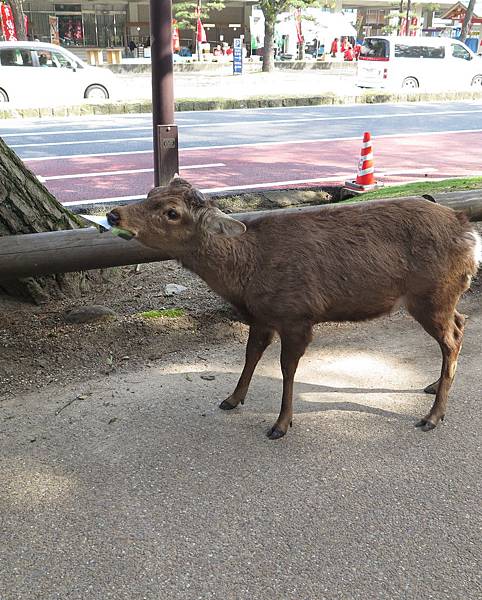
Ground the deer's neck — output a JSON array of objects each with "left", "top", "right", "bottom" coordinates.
[{"left": 180, "top": 234, "right": 255, "bottom": 307}]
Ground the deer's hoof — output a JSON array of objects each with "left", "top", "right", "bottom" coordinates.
[
  {"left": 267, "top": 426, "right": 286, "bottom": 440},
  {"left": 219, "top": 399, "right": 237, "bottom": 410},
  {"left": 423, "top": 382, "right": 438, "bottom": 395},
  {"left": 415, "top": 418, "right": 437, "bottom": 432}
]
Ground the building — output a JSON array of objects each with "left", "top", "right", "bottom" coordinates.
[
  {"left": 18, "top": 1, "right": 256, "bottom": 49},
  {"left": 5, "top": 1, "right": 480, "bottom": 51}
]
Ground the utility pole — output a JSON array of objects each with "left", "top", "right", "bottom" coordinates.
[
  {"left": 406, "top": 0, "right": 412, "bottom": 36},
  {"left": 150, "top": 0, "right": 177, "bottom": 186}
]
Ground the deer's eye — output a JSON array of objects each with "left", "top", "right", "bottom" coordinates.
[{"left": 166, "top": 209, "right": 179, "bottom": 220}]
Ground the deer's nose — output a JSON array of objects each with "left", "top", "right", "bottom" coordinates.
[{"left": 106, "top": 210, "right": 120, "bottom": 227}]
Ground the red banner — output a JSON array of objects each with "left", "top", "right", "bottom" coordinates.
[
  {"left": 295, "top": 8, "right": 303, "bottom": 44},
  {"left": 172, "top": 18, "right": 180, "bottom": 52},
  {"left": 1, "top": 4, "right": 17, "bottom": 41},
  {"left": 196, "top": 17, "right": 206, "bottom": 43}
]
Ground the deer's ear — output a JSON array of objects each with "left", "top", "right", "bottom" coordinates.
[
  {"left": 169, "top": 176, "right": 190, "bottom": 187},
  {"left": 147, "top": 186, "right": 163, "bottom": 198},
  {"left": 203, "top": 208, "right": 246, "bottom": 237}
]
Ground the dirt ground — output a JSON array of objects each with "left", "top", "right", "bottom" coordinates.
[
  {"left": 0, "top": 221, "right": 481, "bottom": 402},
  {"left": 1, "top": 218, "right": 481, "bottom": 600}
]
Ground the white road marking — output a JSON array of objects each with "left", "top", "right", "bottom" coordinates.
[
  {"left": 22, "top": 127, "right": 482, "bottom": 162},
  {"left": 27, "top": 149, "right": 152, "bottom": 162},
  {"left": 10, "top": 136, "right": 149, "bottom": 148},
  {"left": 42, "top": 163, "right": 225, "bottom": 181},
  {"left": 64, "top": 195, "right": 145, "bottom": 207},
  {"left": 61, "top": 167, "right": 442, "bottom": 206},
  {"left": 4, "top": 109, "right": 482, "bottom": 139}
]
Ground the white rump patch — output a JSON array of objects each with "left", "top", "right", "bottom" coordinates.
[{"left": 470, "top": 231, "right": 482, "bottom": 266}]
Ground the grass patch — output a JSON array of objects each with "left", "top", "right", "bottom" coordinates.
[
  {"left": 344, "top": 177, "right": 482, "bottom": 203},
  {"left": 137, "top": 308, "right": 185, "bottom": 319}
]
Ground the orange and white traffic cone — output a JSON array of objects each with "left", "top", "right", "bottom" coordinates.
[{"left": 345, "top": 132, "right": 383, "bottom": 192}]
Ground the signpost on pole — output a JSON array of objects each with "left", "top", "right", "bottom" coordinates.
[{"left": 233, "top": 37, "right": 243, "bottom": 75}]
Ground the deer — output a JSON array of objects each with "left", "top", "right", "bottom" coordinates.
[{"left": 107, "top": 178, "right": 481, "bottom": 440}]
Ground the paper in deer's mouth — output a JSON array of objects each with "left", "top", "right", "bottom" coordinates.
[{"left": 80, "top": 215, "right": 135, "bottom": 240}]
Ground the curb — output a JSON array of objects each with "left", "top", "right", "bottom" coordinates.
[{"left": 3, "top": 89, "right": 482, "bottom": 119}]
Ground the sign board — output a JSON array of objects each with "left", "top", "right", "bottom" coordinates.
[
  {"left": 1, "top": 4, "right": 17, "bottom": 41},
  {"left": 233, "top": 37, "right": 243, "bottom": 75},
  {"left": 49, "top": 15, "right": 59, "bottom": 45}
]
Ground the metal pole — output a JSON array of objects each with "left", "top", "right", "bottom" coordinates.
[{"left": 150, "top": 0, "right": 175, "bottom": 187}]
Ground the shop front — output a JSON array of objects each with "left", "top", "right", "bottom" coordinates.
[{"left": 22, "top": 2, "right": 128, "bottom": 47}]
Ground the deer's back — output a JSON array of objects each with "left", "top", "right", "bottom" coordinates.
[{"left": 239, "top": 199, "right": 475, "bottom": 324}]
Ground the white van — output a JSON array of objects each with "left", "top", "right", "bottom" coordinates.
[
  {"left": 356, "top": 36, "right": 482, "bottom": 91},
  {"left": 0, "top": 41, "right": 116, "bottom": 105}
]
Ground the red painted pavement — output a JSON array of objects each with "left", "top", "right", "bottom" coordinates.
[{"left": 27, "top": 131, "right": 482, "bottom": 204}]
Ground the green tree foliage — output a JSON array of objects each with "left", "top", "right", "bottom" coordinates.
[
  {"left": 257, "top": 1, "right": 325, "bottom": 72},
  {"left": 173, "top": 1, "right": 225, "bottom": 30}
]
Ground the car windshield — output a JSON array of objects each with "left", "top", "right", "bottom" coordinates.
[
  {"left": 360, "top": 39, "right": 389, "bottom": 60},
  {"left": 0, "top": 48, "right": 33, "bottom": 67}
]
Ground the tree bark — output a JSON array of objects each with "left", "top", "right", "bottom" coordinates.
[
  {"left": 460, "top": 0, "right": 476, "bottom": 43},
  {"left": 262, "top": 17, "right": 275, "bottom": 72},
  {"left": 9, "top": 0, "right": 28, "bottom": 41},
  {"left": 0, "top": 137, "right": 108, "bottom": 304}
]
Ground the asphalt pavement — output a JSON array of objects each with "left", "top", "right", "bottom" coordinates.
[
  {"left": 2, "top": 101, "right": 482, "bottom": 208},
  {"left": 1, "top": 294, "right": 481, "bottom": 599}
]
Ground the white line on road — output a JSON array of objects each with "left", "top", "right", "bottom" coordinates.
[
  {"left": 10, "top": 136, "right": 149, "bottom": 148},
  {"left": 23, "top": 128, "right": 482, "bottom": 163},
  {"left": 61, "top": 167, "right": 440, "bottom": 206},
  {"left": 27, "top": 149, "right": 152, "bottom": 162},
  {"left": 42, "top": 163, "right": 225, "bottom": 181},
  {"left": 5, "top": 109, "right": 482, "bottom": 140}
]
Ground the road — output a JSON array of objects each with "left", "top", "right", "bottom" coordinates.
[{"left": 2, "top": 100, "right": 482, "bottom": 209}]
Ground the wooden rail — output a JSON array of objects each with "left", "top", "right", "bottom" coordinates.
[{"left": 1, "top": 195, "right": 481, "bottom": 281}]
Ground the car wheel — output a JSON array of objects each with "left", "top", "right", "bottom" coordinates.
[
  {"left": 471, "top": 75, "right": 482, "bottom": 87},
  {"left": 0, "top": 88, "right": 9, "bottom": 102},
  {"left": 402, "top": 77, "right": 419, "bottom": 89},
  {"left": 84, "top": 84, "right": 109, "bottom": 100}
]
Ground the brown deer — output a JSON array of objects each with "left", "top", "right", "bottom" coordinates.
[{"left": 107, "top": 178, "right": 481, "bottom": 440}]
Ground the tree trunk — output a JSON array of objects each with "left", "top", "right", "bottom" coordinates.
[
  {"left": 262, "top": 16, "right": 275, "bottom": 73},
  {"left": 0, "top": 137, "right": 108, "bottom": 304},
  {"left": 9, "top": 0, "right": 28, "bottom": 41},
  {"left": 298, "top": 42, "right": 305, "bottom": 61},
  {"left": 460, "top": 0, "right": 477, "bottom": 43}
]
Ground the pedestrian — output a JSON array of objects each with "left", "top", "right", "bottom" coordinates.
[
  {"left": 128, "top": 39, "right": 136, "bottom": 57},
  {"left": 330, "top": 37, "right": 338, "bottom": 58},
  {"left": 344, "top": 45, "right": 354, "bottom": 61}
]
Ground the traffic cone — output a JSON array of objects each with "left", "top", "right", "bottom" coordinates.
[{"left": 345, "top": 132, "right": 383, "bottom": 192}]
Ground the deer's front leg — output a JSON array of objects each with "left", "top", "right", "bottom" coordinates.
[
  {"left": 268, "top": 324, "right": 313, "bottom": 440},
  {"left": 220, "top": 324, "right": 275, "bottom": 410}
]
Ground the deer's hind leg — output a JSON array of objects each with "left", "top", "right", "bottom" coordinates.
[
  {"left": 406, "top": 294, "right": 465, "bottom": 432},
  {"left": 423, "top": 310, "right": 465, "bottom": 395}
]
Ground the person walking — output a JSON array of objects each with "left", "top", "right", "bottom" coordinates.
[{"left": 330, "top": 37, "right": 338, "bottom": 58}]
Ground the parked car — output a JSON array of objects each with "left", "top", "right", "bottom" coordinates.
[
  {"left": 0, "top": 41, "right": 116, "bottom": 104},
  {"left": 357, "top": 36, "right": 482, "bottom": 90}
]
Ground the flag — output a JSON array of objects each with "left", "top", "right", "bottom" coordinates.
[
  {"left": 172, "top": 18, "right": 180, "bottom": 51},
  {"left": 295, "top": 8, "right": 303, "bottom": 44},
  {"left": 197, "top": 17, "right": 206, "bottom": 43},
  {"left": 1, "top": 4, "right": 17, "bottom": 41}
]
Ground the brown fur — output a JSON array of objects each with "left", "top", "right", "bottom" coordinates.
[{"left": 108, "top": 178, "right": 480, "bottom": 439}]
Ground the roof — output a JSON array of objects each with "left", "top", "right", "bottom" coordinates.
[{"left": 442, "top": 1, "right": 482, "bottom": 19}]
